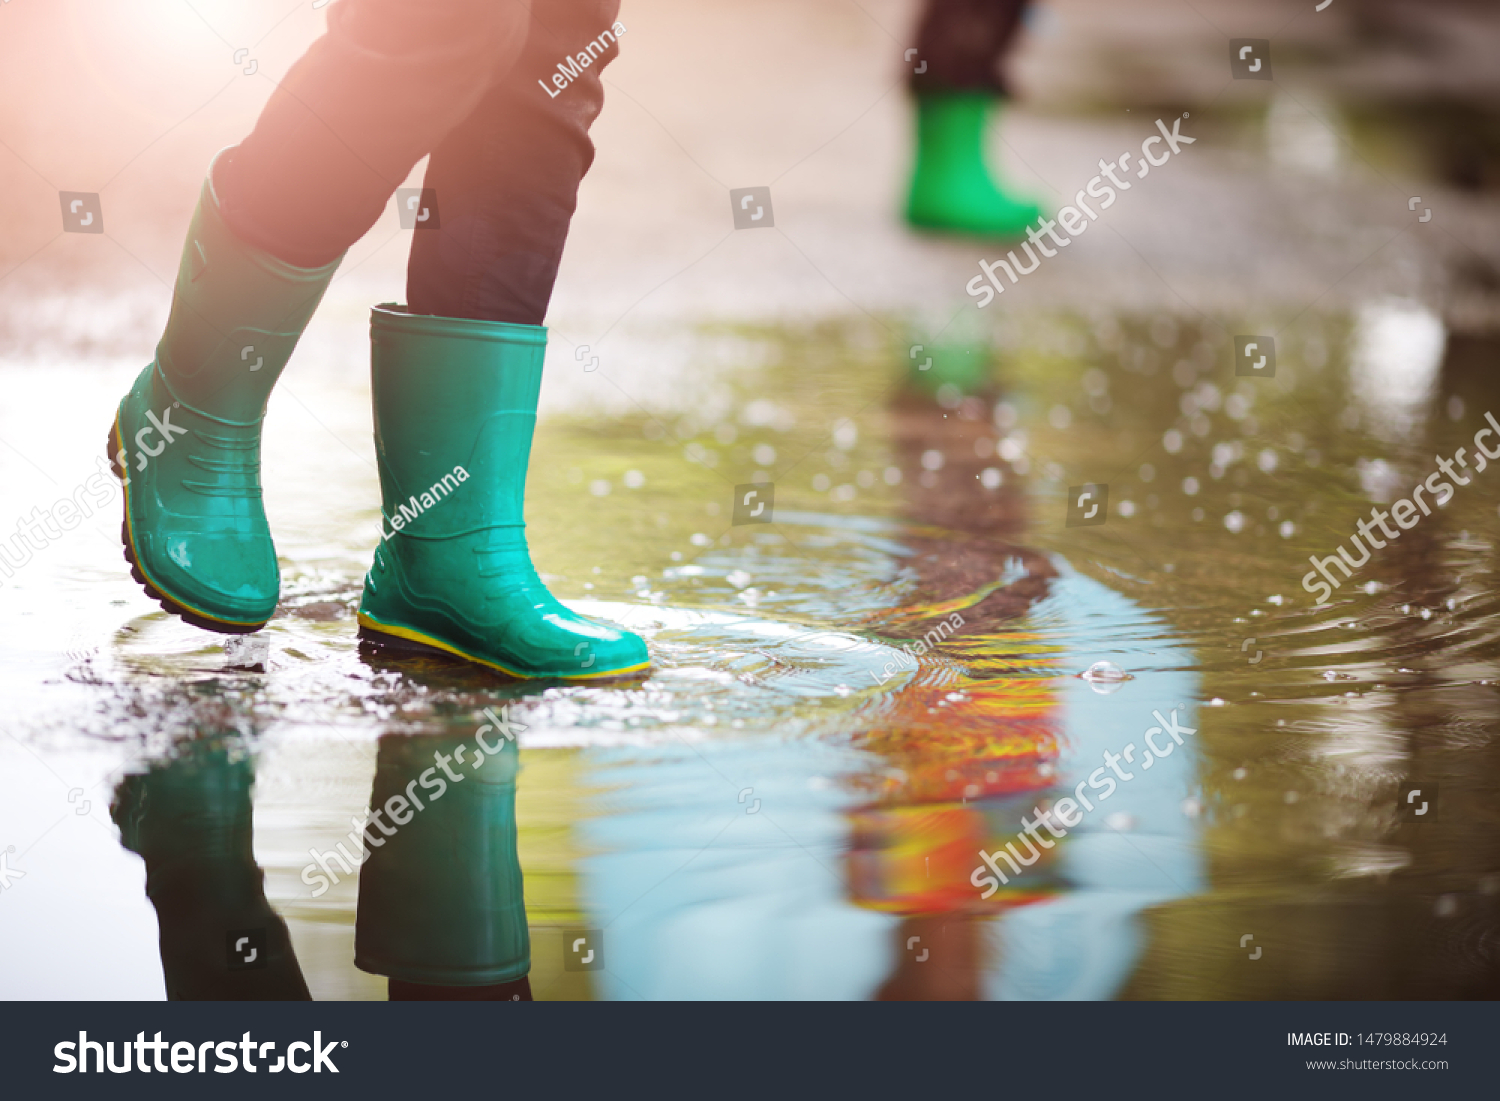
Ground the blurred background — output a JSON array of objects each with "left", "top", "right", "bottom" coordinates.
[{"left": 2, "top": 0, "right": 1500, "bottom": 1000}]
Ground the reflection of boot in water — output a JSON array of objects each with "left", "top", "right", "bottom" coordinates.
[
  {"left": 112, "top": 736, "right": 310, "bottom": 1000},
  {"left": 875, "top": 347, "right": 1055, "bottom": 651},
  {"left": 354, "top": 730, "right": 531, "bottom": 1000}
]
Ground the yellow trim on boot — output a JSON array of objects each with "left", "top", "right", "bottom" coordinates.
[{"left": 356, "top": 608, "right": 650, "bottom": 681}]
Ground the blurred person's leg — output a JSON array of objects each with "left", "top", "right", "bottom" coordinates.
[
  {"left": 878, "top": 916, "right": 982, "bottom": 1000},
  {"left": 109, "top": 0, "right": 532, "bottom": 633},
  {"left": 355, "top": 0, "right": 649, "bottom": 679},
  {"left": 905, "top": 0, "right": 1041, "bottom": 237}
]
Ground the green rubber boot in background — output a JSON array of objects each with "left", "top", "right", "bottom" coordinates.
[
  {"left": 905, "top": 92, "right": 1042, "bottom": 238},
  {"left": 110, "top": 152, "right": 341, "bottom": 632},
  {"left": 356, "top": 306, "right": 650, "bottom": 679},
  {"left": 354, "top": 730, "right": 529, "bottom": 991}
]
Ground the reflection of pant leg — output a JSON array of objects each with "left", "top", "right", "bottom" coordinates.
[
  {"left": 215, "top": 0, "right": 536, "bottom": 268},
  {"left": 911, "top": 0, "right": 1030, "bottom": 94},
  {"left": 407, "top": 0, "right": 622, "bottom": 325}
]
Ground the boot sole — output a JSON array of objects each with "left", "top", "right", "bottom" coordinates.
[
  {"left": 904, "top": 215, "right": 1036, "bottom": 241},
  {"left": 108, "top": 414, "right": 269, "bottom": 635},
  {"left": 356, "top": 610, "right": 649, "bottom": 681}
]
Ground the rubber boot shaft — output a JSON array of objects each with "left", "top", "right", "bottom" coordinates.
[
  {"left": 111, "top": 152, "right": 341, "bottom": 629},
  {"left": 156, "top": 152, "right": 342, "bottom": 421},
  {"left": 357, "top": 306, "right": 650, "bottom": 678}
]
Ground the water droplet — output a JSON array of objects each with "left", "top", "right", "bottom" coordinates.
[{"left": 1078, "top": 660, "right": 1133, "bottom": 694}]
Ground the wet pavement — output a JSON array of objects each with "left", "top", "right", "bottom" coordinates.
[{"left": 3, "top": 0, "right": 1500, "bottom": 1000}]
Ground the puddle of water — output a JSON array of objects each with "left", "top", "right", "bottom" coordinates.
[{"left": 3, "top": 311, "right": 1500, "bottom": 1000}]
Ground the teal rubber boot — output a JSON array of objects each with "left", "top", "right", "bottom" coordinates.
[
  {"left": 354, "top": 730, "right": 529, "bottom": 988},
  {"left": 356, "top": 306, "right": 650, "bottom": 679},
  {"left": 109, "top": 153, "right": 341, "bottom": 632},
  {"left": 905, "top": 92, "right": 1042, "bottom": 238}
]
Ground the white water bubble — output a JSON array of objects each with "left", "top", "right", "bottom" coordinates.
[{"left": 1078, "top": 660, "right": 1133, "bottom": 694}]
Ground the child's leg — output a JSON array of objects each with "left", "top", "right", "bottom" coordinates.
[
  {"left": 215, "top": 0, "right": 537, "bottom": 268},
  {"left": 905, "top": 0, "right": 1041, "bottom": 237},
  {"left": 112, "top": 0, "right": 539, "bottom": 631},
  {"left": 406, "top": 0, "right": 622, "bottom": 325},
  {"left": 911, "top": 0, "right": 1030, "bottom": 98},
  {"left": 354, "top": 0, "right": 649, "bottom": 679}
]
